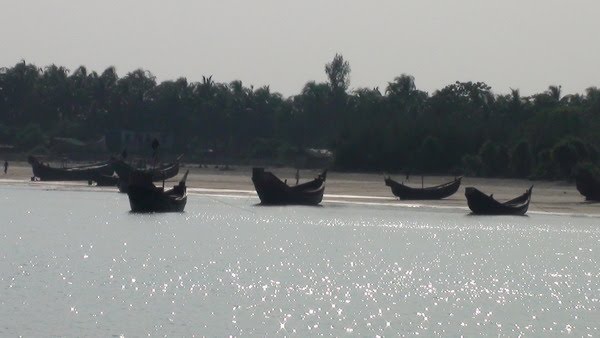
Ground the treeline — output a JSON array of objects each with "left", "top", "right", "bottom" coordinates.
[{"left": 1, "top": 55, "right": 599, "bottom": 179}]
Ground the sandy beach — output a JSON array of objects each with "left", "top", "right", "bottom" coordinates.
[{"left": 1, "top": 161, "right": 598, "bottom": 216}]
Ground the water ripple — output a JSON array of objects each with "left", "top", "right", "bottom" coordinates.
[{"left": 0, "top": 188, "right": 598, "bottom": 336}]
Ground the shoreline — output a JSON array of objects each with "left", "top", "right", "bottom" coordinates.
[{"left": 2, "top": 162, "right": 598, "bottom": 217}]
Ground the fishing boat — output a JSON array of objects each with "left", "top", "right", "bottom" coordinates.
[
  {"left": 575, "top": 168, "right": 600, "bottom": 201},
  {"left": 28, "top": 156, "right": 114, "bottom": 181},
  {"left": 465, "top": 186, "right": 533, "bottom": 215},
  {"left": 127, "top": 170, "right": 189, "bottom": 212},
  {"left": 384, "top": 176, "right": 461, "bottom": 200},
  {"left": 111, "top": 156, "right": 181, "bottom": 181},
  {"left": 252, "top": 168, "right": 327, "bottom": 205},
  {"left": 111, "top": 156, "right": 181, "bottom": 192}
]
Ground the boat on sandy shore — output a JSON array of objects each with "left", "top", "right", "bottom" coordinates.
[
  {"left": 111, "top": 156, "right": 181, "bottom": 192},
  {"left": 384, "top": 176, "right": 461, "bottom": 200},
  {"left": 465, "top": 186, "right": 533, "bottom": 215},
  {"left": 252, "top": 167, "right": 327, "bottom": 205},
  {"left": 28, "top": 156, "right": 114, "bottom": 181}
]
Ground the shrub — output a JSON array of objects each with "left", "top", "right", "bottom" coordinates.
[
  {"left": 510, "top": 140, "right": 532, "bottom": 177},
  {"left": 532, "top": 148, "right": 556, "bottom": 179},
  {"left": 551, "top": 137, "right": 589, "bottom": 177},
  {"left": 461, "top": 154, "right": 482, "bottom": 176},
  {"left": 417, "top": 136, "right": 443, "bottom": 172},
  {"left": 15, "top": 124, "right": 46, "bottom": 150},
  {"left": 478, "top": 140, "right": 508, "bottom": 176}
]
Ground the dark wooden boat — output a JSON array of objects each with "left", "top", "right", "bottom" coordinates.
[
  {"left": 111, "top": 156, "right": 181, "bottom": 193},
  {"left": 465, "top": 186, "right": 533, "bottom": 215},
  {"left": 384, "top": 176, "right": 461, "bottom": 200},
  {"left": 127, "top": 170, "right": 189, "bottom": 212},
  {"left": 28, "top": 156, "right": 114, "bottom": 181},
  {"left": 111, "top": 157, "right": 181, "bottom": 181},
  {"left": 575, "top": 168, "right": 600, "bottom": 201},
  {"left": 252, "top": 167, "right": 327, "bottom": 205}
]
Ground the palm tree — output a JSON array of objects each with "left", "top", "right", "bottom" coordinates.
[
  {"left": 547, "top": 85, "right": 562, "bottom": 102},
  {"left": 386, "top": 74, "right": 416, "bottom": 97}
]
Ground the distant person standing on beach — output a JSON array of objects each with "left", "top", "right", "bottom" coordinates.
[{"left": 3, "top": 160, "right": 7, "bottom": 174}]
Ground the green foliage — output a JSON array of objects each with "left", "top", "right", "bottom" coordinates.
[
  {"left": 510, "top": 140, "right": 532, "bottom": 177},
  {"left": 461, "top": 154, "right": 482, "bottom": 176},
  {"left": 52, "top": 120, "right": 86, "bottom": 140},
  {"left": 15, "top": 124, "right": 45, "bottom": 150},
  {"left": 478, "top": 141, "right": 496, "bottom": 175},
  {"left": 532, "top": 149, "right": 557, "bottom": 179},
  {"left": 496, "top": 145, "right": 510, "bottom": 176},
  {"left": 575, "top": 162, "right": 600, "bottom": 181},
  {"left": 0, "top": 124, "right": 14, "bottom": 143},
  {"left": 585, "top": 143, "right": 599, "bottom": 163},
  {"left": 418, "top": 136, "right": 443, "bottom": 172},
  {"left": 28, "top": 144, "right": 50, "bottom": 156},
  {"left": 276, "top": 143, "right": 296, "bottom": 164},
  {"left": 551, "top": 137, "right": 590, "bottom": 178},
  {"left": 525, "top": 107, "right": 582, "bottom": 152},
  {"left": 249, "top": 138, "right": 279, "bottom": 160},
  {"left": 325, "top": 54, "right": 351, "bottom": 93},
  {"left": 478, "top": 141, "right": 509, "bottom": 177},
  {"left": 1, "top": 59, "right": 599, "bottom": 179}
]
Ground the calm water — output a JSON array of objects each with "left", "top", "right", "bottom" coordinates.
[{"left": 1, "top": 185, "right": 599, "bottom": 337}]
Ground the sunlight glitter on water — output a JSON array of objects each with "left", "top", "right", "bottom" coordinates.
[{"left": 0, "top": 186, "right": 599, "bottom": 336}]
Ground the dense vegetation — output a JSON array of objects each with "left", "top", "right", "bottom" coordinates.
[{"left": 1, "top": 56, "right": 599, "bottom": 179}]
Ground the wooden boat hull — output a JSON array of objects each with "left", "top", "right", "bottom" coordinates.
[
  {"left": 252, "top": 168, "right": 326, "bottom": 205},
  {"left": 28, "top": 156, "right": 113, "bottom": 181},
  {"left": 127, "top": 186, "right": 187, "bottom": 212},
  {"left": 111, "top": 158, "right": 180, "bottom": 181},
  {"left": 127, "top": 171, "right": 188, "bottom": 213},
  {"left": 112, "top": 157, "right": 181, "bottom": 193},
  {"left": 465, "top": 186, "right": 532, "bottom": 215},
  {"left": 385, "top": 177, "right": 461, "bottom": 200}
]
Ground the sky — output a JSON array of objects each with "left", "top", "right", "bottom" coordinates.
[{"left": 2, "top": 0, "right": 599, "bottom": 97}]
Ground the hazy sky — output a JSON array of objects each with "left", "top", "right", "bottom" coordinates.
[{"left": 2, "top": 0, "right": 599, "bottom": 97}]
